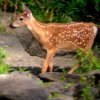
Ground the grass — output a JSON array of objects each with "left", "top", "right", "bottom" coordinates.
[
  {"left": 0, "top": 64, "right": 12, "bottom": 74},
  {"left": 64, "top": 83, "right": 75, "bottom": 89},
  {"left": 0, "top": 48, "right": 12, "bottom": 74},
  {"left": 48, "top": 91, "right": 61, "bottom": 99},
  {"left": 0, "top": 48, "right": 31, "bottom": 74},
  {"left": 0, "top": 23, "right": 6, "bottom": 32},
  {"left": 18, "top": 67, "right": 29, "bottom": 72},
  {"left": 81, "top": 85, "right": 94, "bottom": 100}
]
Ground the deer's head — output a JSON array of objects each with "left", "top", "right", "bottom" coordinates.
[{"left": 9, "top": 4, "right": 33, "bottom": 28}]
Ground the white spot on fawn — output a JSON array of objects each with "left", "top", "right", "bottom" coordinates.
[{"left": 46, "top": 31, "right": 49, "bottom": 35}]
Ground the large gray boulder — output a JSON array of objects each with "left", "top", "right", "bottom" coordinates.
[
  {"left": 39, "top": 72, "right": 100, "bottom": 100},
  {"left": 0, "top": 33, "right": 44, "bottom": 67},
  {"left": 0, "top": 72, "right": 48, "bottom": 100}
]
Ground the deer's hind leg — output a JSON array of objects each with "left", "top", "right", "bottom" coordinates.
[
  {"left": 68, "top": 63, "right": 80, "bottom": 74},
  {"left": 68, "top": 49, "right": 93, "bottom": 74}
]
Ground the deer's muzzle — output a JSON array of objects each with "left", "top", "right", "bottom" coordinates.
[{"left": 9, "top": 24, "right": 16, "bottom": 29}]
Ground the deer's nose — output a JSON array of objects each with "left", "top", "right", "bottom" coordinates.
[{"left": 9, "top": 23, "right": 16, "bottom": 29}]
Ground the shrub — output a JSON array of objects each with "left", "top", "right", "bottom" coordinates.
[
  {"left": 1, "top": 0, "right": 100, "bottom": 23},
  {"left": 75, "top": 49, "right": 100, "bottom": 74}
]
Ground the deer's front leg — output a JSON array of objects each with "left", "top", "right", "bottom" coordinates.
[{"left": 42, "top": 49, "right": 57, "bottom": 74}]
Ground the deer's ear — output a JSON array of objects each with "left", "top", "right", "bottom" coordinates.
[{"left": 22, "top": 3, "right": 32, "bottom": 18}]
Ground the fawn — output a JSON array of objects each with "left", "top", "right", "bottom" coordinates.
[{"left": 9, "top": 4, "right": 98, "bottom": 74}]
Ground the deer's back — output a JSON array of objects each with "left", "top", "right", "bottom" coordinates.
[{"left": 44, "top": 22, "right": 97, "bottom": 51}]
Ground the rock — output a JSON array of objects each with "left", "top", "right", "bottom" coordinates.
[
  {"left": 0, "top": 72, "right": 48, "bottom": 100},
  {"left": 49, "top": 95, "right": 74, "bottom": 100},
  {"left": 39, "top": 72, "right": 100, "bottom": 99},
  {"left": 26, "top": 39, "right": 46, "bottom": 58},
  {"left": 44, "top": 82, "right": 65, "bottom": 94},
  {"left": 0, "top": 33, "right": 44, "bottom": 67},
  {"left": 12, "top": 27, "right": 47, "bottom": 58},
  {"left": 41, "top": 81, "right": 74, "bottom": 100},
  {"left": 39, "top": 73, "right": 82, "bottom": 97},
  {"left": 53, "top": 56, "right": 76, "bottom": 69},
  {"left": 14, "top": 27, "right": 33, "bottom": 51},
  {"left": 39, "top": 72, "right": 82, "bottom": 83},
  {"left": 87, "top": 70, "right": 100, "bottom": 85},
  {"left": 88, "top": 70, "right": 100, "bottom": 76},
  {"left": 39, "top": 72, "right": 65, "bottom": 82}
]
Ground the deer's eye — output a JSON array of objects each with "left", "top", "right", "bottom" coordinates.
[{"left": 19, "top": 17, "right": 23, "bottom": 21}]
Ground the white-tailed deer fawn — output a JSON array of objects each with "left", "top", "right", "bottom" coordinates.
[{"left": 9, "top": 4, "right": 98, "bottom": 74}]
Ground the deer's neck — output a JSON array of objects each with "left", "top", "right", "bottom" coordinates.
[{"left": 26, "top": 17, "right": 46, "bottom": 41}]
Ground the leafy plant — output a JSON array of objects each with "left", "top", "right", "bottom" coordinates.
[
  {"left": 0, "top": 48, "right": 12, "bottom": 74},
  {"left": 75, "top": 49, "right": 100, "bottom": 74},
  {"left": 18, "top": 67, "right": 28, "bottom": 72},
  {"left": 48, "top": 91, "right": 61, "bottom": 99},
  {"left": 64, "top": 83, "right": 74, "bottom": 89},
  {"left": 0, "top": 0, "right": 99, "bottom": 23},
  {"left": 81, "top": 85, "right": 94, "bottom": 100},
  {"left": 0, "top": 64, "right": 11, "bottom": 74},
  {"left": 0, "top": 48, "right": 6, "bottom": 63}
]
